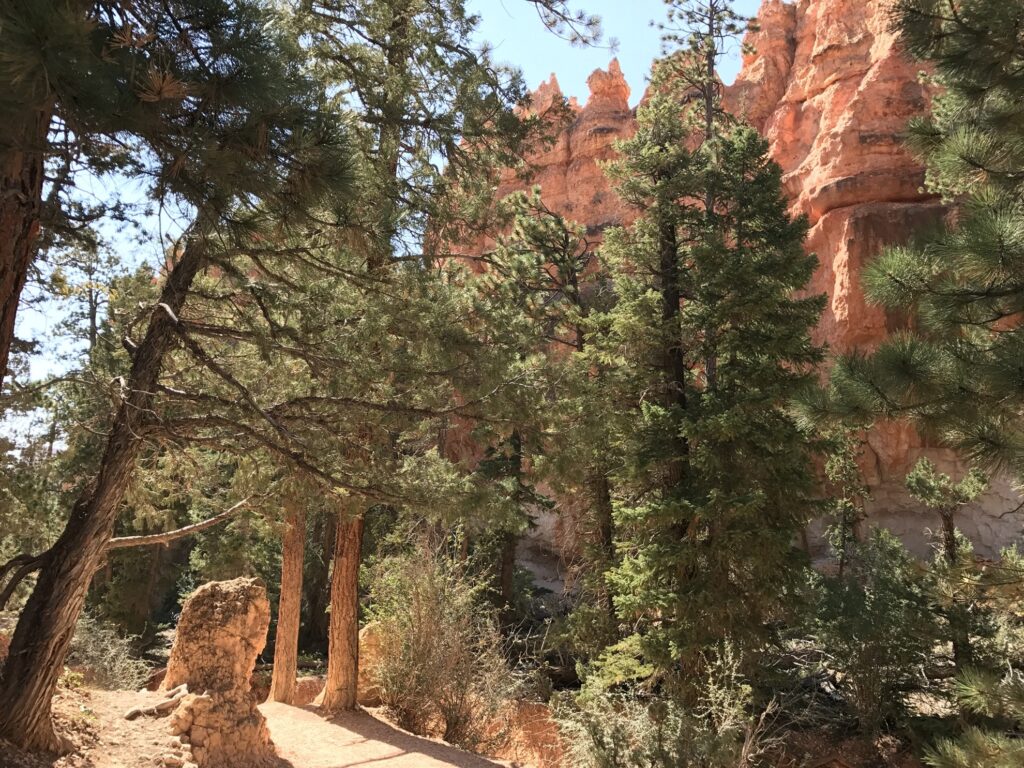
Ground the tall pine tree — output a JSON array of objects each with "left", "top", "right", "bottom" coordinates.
[{"left": 594, "top": 0, "right": 824, "bottom": 686}]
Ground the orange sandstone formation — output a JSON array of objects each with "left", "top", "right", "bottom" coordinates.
[
  {"left": 161, "top": 578, "right": 277, "bottom": 768},
  {"left": 502, "top": 0, "right": 1021, "bottom": 558}
]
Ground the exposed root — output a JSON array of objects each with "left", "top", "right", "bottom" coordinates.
[{"left": 124, "top": 684, "right": 189, "bottom": 721}]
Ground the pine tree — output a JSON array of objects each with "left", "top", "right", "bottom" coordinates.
[
  {"left": 593, "top": 0, "right": 824, "bottom": 685},
  {"left": 905, "top": 458, "right": 988, "bottom": 673},
  {"left": 813, "top": 7, "right": 1024, "bottom": 757},
  {"left": 0, "top": 0, "right": 242, "bottom": 392},
  {"left": 926, "top": 669, "right": 1024, "bottom": 768},
  {"left": 823, "top": 0, "right": 1024, "bottom": 478},
  {"left": 277, "top": 0, "right": 602, "bottom": 709},
  {"left": 483, "top": 188, "right": 621, "bottom": 648},
  {"left": 0, "top": 0, "right": 355, "bottom": 749}
]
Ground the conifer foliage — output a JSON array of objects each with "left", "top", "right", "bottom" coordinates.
[
  {"left": 0, "top": 0, "right": 355, "bottom": 750},
  {"left": 593, "top": 0, "right": 824, "bottom": 682}
]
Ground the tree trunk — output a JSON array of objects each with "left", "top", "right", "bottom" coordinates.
[
  {"left": 269, "top": 499, "right": 306, "bottom": 704},
  {"left": 301, "top": 512, "right": 335, "bottom": 652},
  {"left": 497, "top": 528, "right": 518, "bottom": 625},
  {"left": 0, "top": 236, "right": 205, "bottom": 752},
  {"left": 0, "top": 105, "right": 51, "bottom": 390},
  {"left": 940, "top": 510, "right": 972, "bottom": 671},
  {"left": 316, "top": 511, "right": 363, "bottom": 712},
  {"left": 590, "top": 469, "right": 616, "bottom": 622},
  {"left": 658, "top": 214, "right": 687, "bottom": 486}
]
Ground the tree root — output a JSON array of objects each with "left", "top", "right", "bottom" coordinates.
[{"left": 124, "top": 684, "right": 189, "bottom": 720}]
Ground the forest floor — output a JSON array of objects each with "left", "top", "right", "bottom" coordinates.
[{"left": 0, "top": 687, "right": 507, "bottom": 768}]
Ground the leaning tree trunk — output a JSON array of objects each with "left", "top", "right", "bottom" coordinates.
[
  {"left": 316, "top": 511, "right": 364, "bottom": 712},
  {"left": 0, "top": 236, "right": 205, "bottom": 752},
  {"left": 269, "top": 498, "right": 306, "bottom": 704},
  {"left": 0, "top": 105, "right": 51, "bottom": 391}
]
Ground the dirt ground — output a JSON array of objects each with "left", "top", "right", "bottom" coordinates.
[
  {"left": 0, "top": 687, "right": 509, "bottom": 768},
  {"left": 262, "top": 701, "right": 505, "bottom": 768}
]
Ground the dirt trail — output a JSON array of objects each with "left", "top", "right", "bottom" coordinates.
[
  {"left": 261, "top": 701, "right": 505, "bottom": 768},
  {"left": 0, "top": 689, "right": 509, "bottom": 768}
]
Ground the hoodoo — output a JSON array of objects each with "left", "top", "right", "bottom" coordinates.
[{"left": 481, "top": 0, "right": 1021, "bottom": 557}]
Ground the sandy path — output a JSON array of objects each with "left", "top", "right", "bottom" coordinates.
[
  {"left": 260, "top": 701, "right": 505, "bottom": 768},
  {"left": 0, "top": 688, "right": 508, "bottom": 768}
]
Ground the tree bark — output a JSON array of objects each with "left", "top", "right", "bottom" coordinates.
[
  {"left": 269, "top": 498, "right": 306, "bottom": 704},
  {"left": 0, "top": 104, "right": 52, "bottom": 390},
  {"left": 0, "top": 235, "right": 205, "bottom": 752},
  {"left": 498, "top": 528, "right": 518, "bottom": 624},
  {"left": 316, "top": 511, "right": 363, "bottom": 712},
  {"left": 659, "top": 214, "right": 687, "bottom": 487},
  {"left": 940, "top": 509, "right": 972, "bottom": 671}
]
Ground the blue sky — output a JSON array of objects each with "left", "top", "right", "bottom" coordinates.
[{"left": 470, "top": 0, "right": 764, "bottom": 104}]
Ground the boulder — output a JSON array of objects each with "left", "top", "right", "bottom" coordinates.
[{"left": 356, "top": 622, "right": 384, "bottom": 707}]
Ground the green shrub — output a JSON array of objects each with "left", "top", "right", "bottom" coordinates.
[
  {"left": 556, "top": 645, "right": 779, "bottom": 768},
  {"left": 367, "top": 550, "right": 520, "bottom": 753},
  {"left": 812, "top": 529, "right": 941, "bottom": 732}
]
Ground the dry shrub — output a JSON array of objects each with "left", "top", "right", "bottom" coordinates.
[
  {"left": 68, "top": 612, "right": 150, "bottom": 690},
  {"left": 368, "top": 550, "right": 520, "bottom": 753}
]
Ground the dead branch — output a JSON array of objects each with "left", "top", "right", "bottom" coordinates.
[
  {"left": 124, "top": 684, "right": 189, "bottom": 720},
  {"left": 0, "top": 499, "right": 253, "bottom": 609},
  {"left": 0, "top": 553, "right": 48, "bottom": 610},
  {"left": 105, "top": 497, "right": 252, "bottom": 551}
]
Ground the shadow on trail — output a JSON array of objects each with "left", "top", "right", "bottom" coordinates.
[{"left": 261, "top": 701, "right": 502, "bottom": 768}]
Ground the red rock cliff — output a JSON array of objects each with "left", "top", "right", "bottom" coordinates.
[{"left": 497, "top": 0, "right": 1022, "bottom": 558}]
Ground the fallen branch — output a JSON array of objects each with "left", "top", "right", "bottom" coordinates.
[{"left": 106, "top": 497, "right": 252, "bottom": 550}]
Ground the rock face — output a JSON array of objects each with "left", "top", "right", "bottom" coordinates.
[
  {"left": 356, "top": 621, "right": 384, "bottom": 707},
  {"left": 496, "top": 0, "right": 1022, "bottom": 558},
  {"left": 161, "top": 578, "right": 277, "bottom": 768},
  {"left": 725, "top": 0, "right": 939, "bottom": 355},
  {"left": 730, "top": 0, "right": 1020, "bottom": 555}
]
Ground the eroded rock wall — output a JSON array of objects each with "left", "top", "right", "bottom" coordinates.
[
  {"left": 501, "top": 0, "right": 1022, "bottom": 560},
  {"left": 727, "top": 0, "right": 1020, "bottom": 556}
]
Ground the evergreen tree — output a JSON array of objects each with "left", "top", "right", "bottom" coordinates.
[
  {"left": 926, "top": 669, "right": 1024, "bottom": 768},
  {"left": 822, "top": 0, "right": 1024, "bottom": 478},
  {"left": 0, "top": 0, "right": 243, "bottom": 392},
  {"left": 905, "top": 458, "right": 988, "bottom": 673},
  {"left": 0, "top": 0, "right": 355, "bottom": 749},
  {"left": 273, "top": 0, "right": 603, "bottom": 709},
  {"left": 806, "top": 6, "right": 1024, "bottom": 755},
  {"left": 483, "top": 188, "right": 621, "bottom": 649},
  {"left": 593, "top": 0, "right": 824, "bottom": 685}
]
